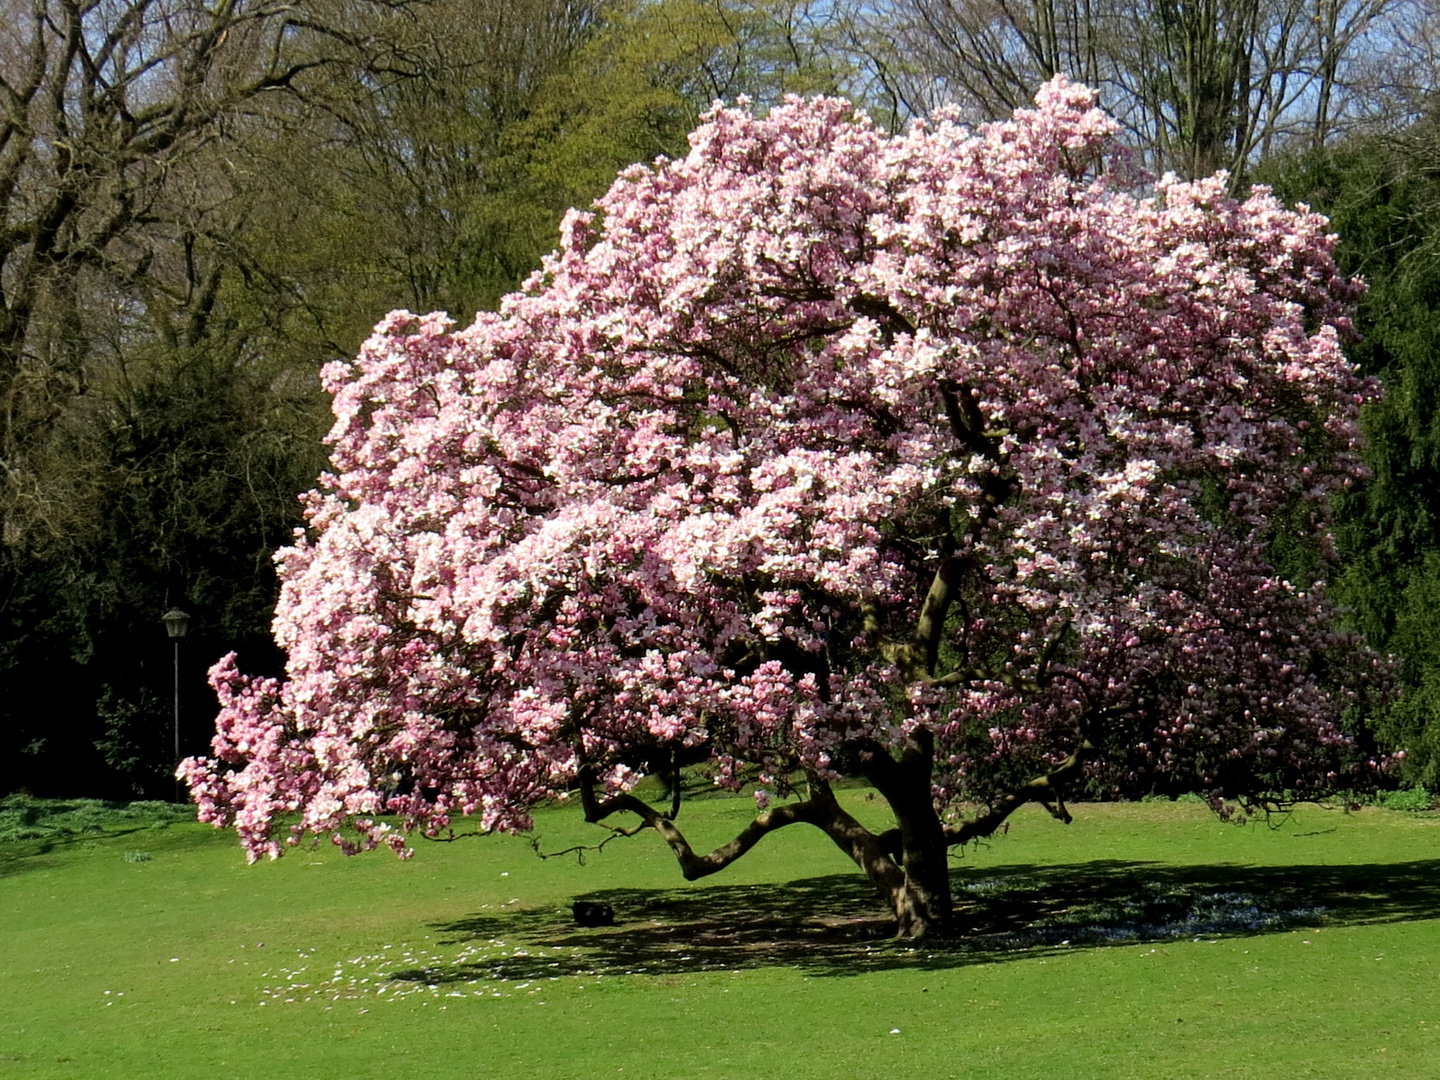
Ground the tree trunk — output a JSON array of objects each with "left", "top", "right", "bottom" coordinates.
[
  {"left": 887, "top": 787, "right": 953, "bottom": 938},
  {"left": 808, "top": 767, "right": 954, "bottom": 938},
  {"left": 891, "top": 875, "right": 950, "bottom": 939},
  {"left": 845, "top": 728, "right": 955, "bottom": 938}
]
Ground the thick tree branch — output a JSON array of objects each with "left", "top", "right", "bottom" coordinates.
[
  {"left": 578, "top": 765, "right": 831, "bottom": 881},
  {"left": 910, "top": 529, "right": 958, "bottom": 680},
  {"left": 847, "top": 293, "right": 917, "bottom": 343},
  {"left": 937, "top": 378, "right": 998, "bottom": 461},
  {"left": 945, "top": 737, "right": 1097, "bottom": 845}
]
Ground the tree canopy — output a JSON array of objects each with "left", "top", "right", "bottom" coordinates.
[{"left": 184, "top": 81, "right": 1384, "bottom": 937}]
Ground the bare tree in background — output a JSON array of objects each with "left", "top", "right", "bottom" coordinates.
[
  {"left": 0, "top": 0, "right": 412, "bottom": 544},
  {"left": 856, "top": 0, "right": 1423, "bottom": 178}
]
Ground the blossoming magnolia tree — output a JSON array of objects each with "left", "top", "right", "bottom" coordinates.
[{"left": 184, "top": 78, "right": 1383, "bottom": 938}]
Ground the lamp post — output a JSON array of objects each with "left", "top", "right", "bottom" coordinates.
[{"left": 161, "top": 607, "right": 190, "bottom": 802}]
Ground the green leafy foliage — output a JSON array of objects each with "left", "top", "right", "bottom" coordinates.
[
  {"left": 1376, "top": 786, "right": 1435, "bottom": 811},
  {"left": 1261, "top": 129, "right": 1440, "bottom": 786},
  {"left": 0, "top": 344, "right": 326, "bottom": 797}
]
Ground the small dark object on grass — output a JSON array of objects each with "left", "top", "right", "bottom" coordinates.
[{"left": 572, "top": 901, "right": 615, "bottom": 927}]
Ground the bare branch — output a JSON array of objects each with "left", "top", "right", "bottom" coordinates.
[{"left": 876, "top": 0, "right": 1420, "bottom": 178}]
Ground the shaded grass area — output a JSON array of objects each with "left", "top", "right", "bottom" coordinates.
[
  {"left": 5, "top": 796, "right": 1440, "bottom": 1079},
  {"left": 408, "top": 856, "right": 1440, "bottom": 984},
  {"left": 0, "top": 793, "right": 193, "bottom": 845}
]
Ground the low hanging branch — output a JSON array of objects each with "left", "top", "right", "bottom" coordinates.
[{"left": 577, "top": 765, "right": 835, "bottom": 882}]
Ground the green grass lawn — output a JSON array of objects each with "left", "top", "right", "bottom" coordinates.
[{"left": 3, "top": 792, "right": 1440, "bottom": 1079}]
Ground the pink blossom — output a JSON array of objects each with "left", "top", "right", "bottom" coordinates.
[{"left": 183, "top": 79, "right": 1385, "bottom": 867}]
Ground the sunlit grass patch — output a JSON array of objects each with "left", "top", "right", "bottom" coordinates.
[{"left": 4, "top": 796, "right": 1440, "bottom": 1079}]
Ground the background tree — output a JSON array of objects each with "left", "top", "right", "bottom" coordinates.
[
  {"left": 0, "top": 0, "right": 381, "bottom": 539},
  {"left": 185, "top": 83, "right": 1381, "bottom": 937},
  {"left": 0, "top": 345, "right": 326, "bottom": 796},
  {"left": 857, "top": 0, "right": 1421, "bottom": 179},
  {"left": 233, "top": 0, "right": 855, "bottom": 340},
  {"left": 484, "top": 0, "right": 857, "bottom": 257},
  {"left": 0, "top": 0, "right": 861, "bottom": 798},
  {"left": 0, "top": 0, "right": 389, "bottom": 795},
  {"left": 1261, "top": 120, "right": 1440, "bottom": 787}
]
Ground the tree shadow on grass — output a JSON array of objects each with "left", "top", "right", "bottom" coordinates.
[{"left": 403, "top": 857, "right": 1440, "bottom": 983}]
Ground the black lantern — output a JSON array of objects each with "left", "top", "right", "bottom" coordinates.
[{"left": 161, "top": 607, "right": 191, "bottom": 640}]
